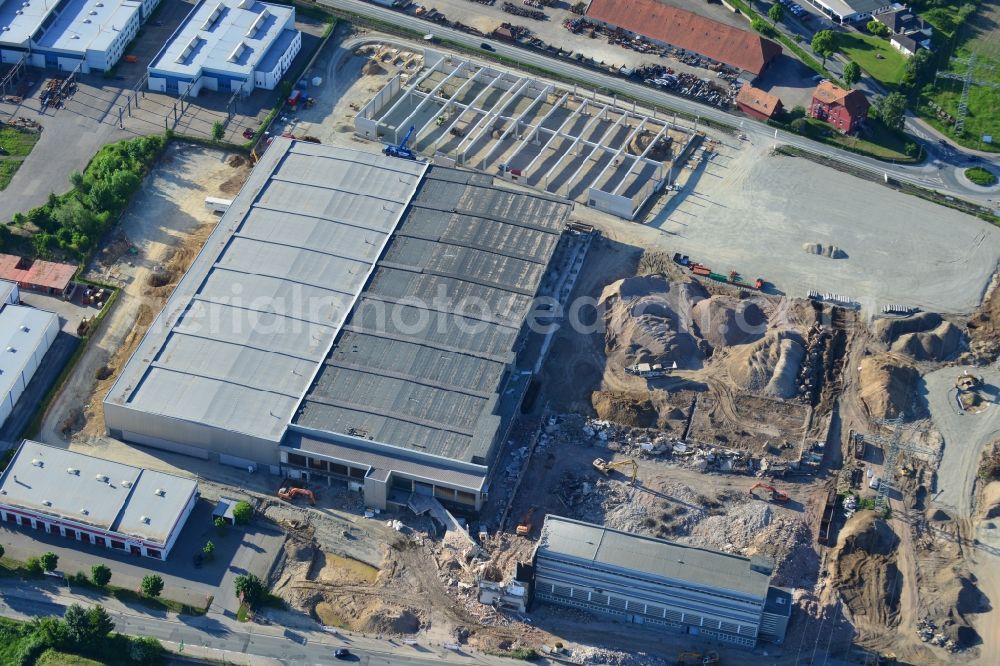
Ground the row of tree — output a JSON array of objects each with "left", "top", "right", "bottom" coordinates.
[{"left": 7, "top": 135, "right": 165, "bottom": 259}]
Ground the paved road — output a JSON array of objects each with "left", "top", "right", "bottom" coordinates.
[
  {"left": 320, "top": 0, "right": 999, "bottom": 208},
  {"left": 0, "top": 582, "right": 516, "bottom": 666}
]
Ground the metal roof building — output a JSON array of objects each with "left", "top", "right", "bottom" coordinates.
[
  {"left": 805, "top": 0, "right": 893, "bottom": 23},
  {"left": 0, "top": 440, "right": 198, "bottom": 559},
  {"left": 147, "top": 0, "right": 301, "bottom": 96},
  {"left": 0, "top": 0, "right": 159, "bottom": 74},
  {"left": 532, "top": 516, "right": 792, "bottom": 647},
  {"left": 0, "top": 304, "right": 59, "bottom": 429},
  {"left": 105, "top": 139, "right": 572, "bottom": 512}
]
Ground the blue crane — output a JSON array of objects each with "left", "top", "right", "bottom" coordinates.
[{"left": 383, "top": 125, "right": 417, "bottom": 160}]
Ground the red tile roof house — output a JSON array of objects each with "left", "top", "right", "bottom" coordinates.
[
  {"left": 0, "top": 254, "right": 76, "bottom": 296},
  {"left": 809, "top": 81, "right": 870, "bottom": 133},
  {"left": 735, "top": 85, "right": 784, "bottom": 121},
  {"left": 586, "top": 0, "right": 782, "bottom": 79}
]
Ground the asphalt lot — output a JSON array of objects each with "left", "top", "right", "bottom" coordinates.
[{"left": 0, "top": 499, "right": 284, "bottom": 612}]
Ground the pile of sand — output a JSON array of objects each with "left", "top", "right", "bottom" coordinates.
[
  {"left": 858, "top": 355, "right": 919, "bottom": 420},
  {"left": 727, "top": 330, "right": 806, "bottom": 399},
  {"left": 691, "top": 295, "right": 768, "bottom": 351},
  {"left": 355, "top": 606, "right": 422, "bottom": 634},
  {"left": 967, "top": 278, "right": 1000, "bottom": 360},
  {"left": 591, "top": 391, "right": 658, "bottom": 428},
  {"left": 363, "top": 59, "right": 387, "bottom": 76},
  {"left": 875, "top": 311, "right": 942, "bottom": 342},
  {"left": 803, "top": 242, "right": 846, "bottom": 259},
  {"left": 876, "top": 312, "right": 965, "bottom": 361},
  {"left": 891, "top": 322, "right": 964, "bottom": 361},
  {"left": 600, "top": 275, "right": 708, "bottom": 369},
  {"left": 831, "top": 511, "right": 901, "bottom": 629}
]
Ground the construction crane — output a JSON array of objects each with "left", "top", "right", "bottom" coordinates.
[
  {"left": 278, "top": 486, "right": 316, "bottom": 506},
  {"left": 516, "top": 506, "right": 536, "bottom": 536},
  {"left": 749, "top": 482, "right": 789, "bottom": 503},
  {"left": 592, "top": 458, "right": 638, "bottom": 485},
  {"left": 383, "top": 125, "right": 417, "bottom": 160}
]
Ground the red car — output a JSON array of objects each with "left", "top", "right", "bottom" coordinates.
[{"left": 242, "top": 127, "right": 255, "bottom": 139}]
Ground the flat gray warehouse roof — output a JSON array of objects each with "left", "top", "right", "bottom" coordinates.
[
  {"left": 106, "top": 141, "right": 427, "bottom": 442},
  {"left": 292, "top": 168, "right": 569, "bottom": 463},
  {"left": 537, "top": 515, "right": 771, "bottom": 599},
  {"left": 0, "top": 440, "right": 197, "bottom": 545}
]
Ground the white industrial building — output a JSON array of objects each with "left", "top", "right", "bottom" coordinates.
[
  {"left": 0, "top": 302, "right": 59, "bottom": 428},
  {"left": 0, "top": 440, "right": 199, "bottom": 560},
  {"left": 0, "top": 0, "right": 160, "bottom": 73},
  {"left": 147, "top": 0, "right": 301, "bottom": 96},
  {"left": 104, "top": 140, "right": 572, "bottom": 513},
  {"left": 804, "top": 0, "right": 893, "bottom": 23},
  {"left": 532, "top": 516, "right": 792, "bottom": 648}
]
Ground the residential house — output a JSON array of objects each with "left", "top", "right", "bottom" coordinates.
[
  {"left": 809, "top": 81, "right": 870, "bottom": 133},
  {"left": 875, "top": 4, "right": 933, "bottom": 56},
  {"left": 736, "top": 85, "right": 784, "bottom": 122}
]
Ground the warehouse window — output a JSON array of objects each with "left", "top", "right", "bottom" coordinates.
[{"left": 287, "top": 453, "right": 306, "bottom": 467}]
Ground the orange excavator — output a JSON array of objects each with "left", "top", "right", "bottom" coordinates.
[
  {"left": 278, "top": 486, "right": 316, "bottom": 506},
  {"left": 749, "top": 482, "right": 789, "bottom": 503},
  {"left": 516, "top": 506, "right": 536, "bottom": 536}
]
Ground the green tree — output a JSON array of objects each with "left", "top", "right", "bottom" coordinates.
[
  {"left": 234, "top": 573, "right": 265, "bottom": 606},
  {"left": 867, "top": 19, "right": 890, "bottom": 37},
  {"left": 902, "top": 48, "right": 933, "bottom": 88},
  {"left": 26, "top": 556, "right": 43, "bottom": 575},
  {"left": 214, "top": 516, "right": 228, "bottom": 535},
  {"left": 86, "top": 605, "right": 115, "bottom": 640},
  {"left": 203, "top": 540, "right": 215, "bottom": 561},
  {"left": 843, "top": 61, "right": 861, "bottom": 87},
  {"left": 751, "top": 16, "right": 776, "bottom": 37},
  {"left": 768, "top": 3, "right": 784, "bottom": 25},
  {"left": 31, "top": 615, "right": 69, "bottom": 649},
  {"left": 232, "top": 500, "right": 253, "bottom": 525},
  {"left": 129, "top": 636, "right": 163, "bottom": 664},
  {"left": 91, "top": 563, "right": 112, "bottom": 587},
  {"left": 875, "top": 92, "right": 907, "bottom": 130},
  {"left": 212, "top": 121, "right": 225, "bottom": 141},
  {"left": 790, "top": 118, "right": 809, "bottom": 134},
  {"left": 140, "top": 574, "right": 164, "bottom": 598},
  {"left": 40, "top": 551, "right": 59, "bottom": 572},
  {"left": 64, "top": 604, "right": 91, "bottom": 646},
  {"left": 811, "top": 30, "right": 836, "bottom": 66}
]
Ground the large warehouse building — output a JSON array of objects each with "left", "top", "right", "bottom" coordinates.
[
  {"left": 0, "top": 302, "right": 59, "bottom": 428},
  {"left": 0, "top": 440, "right": 199, "bottom": 560},
  {"left": 147, "top": 0, "right": 301, "bottom": 96},
  {"left": 105, "top": 139, "right": 572, "bottom": 512},
  {"left": 533, "top": 516, "right": 792, "bottom": 647},
  {"left": 585, "top": 0, "right": 781, "bottom": 79},
  {"left": 0, "top": 0, "right": 160, "bottom": 73}
]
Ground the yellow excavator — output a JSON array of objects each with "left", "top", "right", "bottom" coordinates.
[{"left": 592, "top": 458, "right": 638, "bottom": 485}]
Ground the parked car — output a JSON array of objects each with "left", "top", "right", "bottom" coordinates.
[
  {"left": 334, "top": 648, "right": 352, "bottom": 660},
  {"left": 480, "top": 42, "right": 494, "bottom": 51}
]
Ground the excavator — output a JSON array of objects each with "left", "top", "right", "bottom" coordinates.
[
  {"left": 592, "top": 458, "right": 638, "bottom": 485},
  {"left": 749, "top": 482, "right": 789, "bottom": 503},
  {"left": 676, "top": 650, "right": 720, "bottom": 665},
  {"left": 278, "top": 485, "right": 316, "bottom": 506},
  {"left": 516, "top": 506, "right": 536, "bottom": 536}
]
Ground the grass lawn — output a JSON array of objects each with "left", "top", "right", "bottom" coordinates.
[
  {"left": 803, "top": 117, "right": 917, "bottom": 161},
  {"left": 0, "top": 159, "right": 24, "bottom": 190},
  {"left": 966, "top": 166, "right": 998, "bottom": 186},
  {"left": 35, "top": 649, "right": 105, "bottom": 666},
  {"left": 0, "top": 124, "right": 40, "bottom": 157},
  {"left": 834, "top": 32, "right": 908, "bottom": 86},
  {"left": 923, "top": 50, "right": 1000, "bottom": 151}
]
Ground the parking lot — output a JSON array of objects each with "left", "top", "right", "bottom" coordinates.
[{"left": 0, "top": 498, "right": 284, "bottom": 614}]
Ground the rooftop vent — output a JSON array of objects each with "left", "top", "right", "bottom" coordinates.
[
  {"left": 83, "top": 19, "right": 91, "bottom": 23},
  {"left": 154, "top": 488, "right": 165, "bottom": 497},
  {"left": 19, "top": 325, "right": 28, "bottom": 332},
  {"left": 31, "top": 459, "right": 42, "bottom": 467},
  {"left": 95, "top": 474, "right": 108, "bottom": 482},
  {"left": 80, "top": 508, "right": 89, "bottom": 515},
  {"left": 140, "top": 515, "right": 150, "bottom": 524},
  {"left": 42, "top": 500, "right": 51, "bottom": 506},
  {"left": 121, "top": 480, "right": 132, "bottom": 488},
  {"left": 89, "top": 10, "right": 97, "bottom": 14},
  {"left": 7, "top": 346, "right": 15, "bottom": 352},
  {"left": 67, "top": 467, "right": 79, "bottom": 475},
  {"left": 96, "top": 2, "right": 104, "bottom": 5},
  {"left": 15, "top": 10, "right": 22, "bottom": 15}
]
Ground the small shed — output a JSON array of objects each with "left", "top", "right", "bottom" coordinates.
[{"left": 212, "top": 497, "right": 240, "bottom": 525}]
